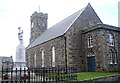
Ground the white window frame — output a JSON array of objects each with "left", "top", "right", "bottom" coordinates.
[
  {"left": 52, "top": 46, "right": 55, "bottom": 67},
  {"left": 87, "top": 51, "right": 95, "bottom": 57},
  {"left": 34, "top": 51, "right": 36, "bottom": 67},
  {"left": 87, "top": 35, "right": 93, "bottom": 48},
  {"left": 42, "top": 50, "right": 44, "bottom": 67},
  {"left": 114, "top": 53, "right": 117, "bottom": 64},
  {"left": 109, "top": 33, "right": 114, "bottom": 46},
  {"left": 109, "top": 51, "right": 113, "bottom": 64},
  {"left": 31, "top": 22, "right": 34, "bottom": 28},
  {"left": 28, "top": 55, "right": 30, "bottom": 67}
]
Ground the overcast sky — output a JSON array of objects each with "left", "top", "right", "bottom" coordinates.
[{"left": 0, "top": 0, "right": 119, "bottom": 61}]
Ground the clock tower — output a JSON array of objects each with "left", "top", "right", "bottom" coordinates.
[{"left": 30, "top": 11, "right": 48, "bottom": 43}]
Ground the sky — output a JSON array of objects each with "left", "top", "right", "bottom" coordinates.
[{"left": 0, "top": 0, "right": 119, "bottom": 61}]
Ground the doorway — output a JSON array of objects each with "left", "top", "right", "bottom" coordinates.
[{"left": 87, "top": 56, "right": 95, "bottom": 72}]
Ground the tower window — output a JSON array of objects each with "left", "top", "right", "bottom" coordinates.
[
  {"left": 31, "top": 22, "right": 34, "bottom": 28},
  {"left": 87, "top": 35, "right": 93, "bottom": 48},
  {"left": 52, "top": 46, "right": 55, "bottom": 67},
  {"left": 109, "top": 33, "right": 114, "bottom": 46},
  {"left": 42, "top": 50, "right": 44, "bottom": 67}
]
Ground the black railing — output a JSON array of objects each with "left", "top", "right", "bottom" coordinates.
[{"left": 1, "top": 65, "right": 77, "bottom": 83}]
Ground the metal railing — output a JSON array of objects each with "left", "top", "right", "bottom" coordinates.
[{"left": 1, "top": 65, "right": 77, "bottom": 83}]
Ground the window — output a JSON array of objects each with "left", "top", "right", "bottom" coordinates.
[
  {"left": 109, "top": 33, "right": 114, "bottom": 46},
  {"left": 34, "top": 52, "right": 36, "bottom": 67},
  {"left": 109, "top": 50, "right": 113, "bottom": 64},
  {"left": 109, "top": 50, "right": 117, "bottom": 64},
  {"left": 42, "top": 50, "right": 44, "bottom": 67},
  {"left": 87, "top": 35, "right": 93, "bottom": 48},
  {"left": 52, "top": 46, "right": 55, "bottom": 67},
  {"left": 31, "top": 22, "right": 34, "bottom": 28},
  {"left": 114, "top": 53, "right": 117, "bottom": 64},
  {"left": 28, "top": 53, "right": 31, "bottom": 67},
  {"left": 87, "top": 51, "right": 95, "bottom": 57}
]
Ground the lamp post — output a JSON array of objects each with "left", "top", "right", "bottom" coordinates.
[{"left": 64, "top": 36, "right": 67, "bottom": 74}]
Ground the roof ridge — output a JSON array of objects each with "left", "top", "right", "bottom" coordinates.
[
  {"left": 64, "top": 7, "right": 85, "bottom": 34},
  {"left": 26, "top": 3, "right": 93, "bottom": 49}
]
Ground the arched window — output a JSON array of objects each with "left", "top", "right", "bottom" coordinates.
[
  {"left": 31, "top": 22, "right": 34, "bottom": 28},
  {"left": 114, "top": 53, "right": 117, "bottom": 64},
  {"left": 34, "top": 51, "right": 36, "bottom": 67},
  {"left": 87, "top": 51, "right": 95, "bottom": 57},
  {"left": 109, "top": 50, "right": 117, "bottom": 64},
  {"left": 109, "top": 33, "right": 114, "bottom": 46},
  {"left": 42, "top": 50, "right": 44, "bottom": 67},
  {"left": 109, "top": 50, "right": 113, "bottom": 64},
  {"left": 52, "top": 46, "right": 55, "bottom": 67},
  {"left": 87, "top": 35, "right": 93, "bottom": 48},
  {"left": 28, "top": 53, "right": 31, "bottom": 67}
]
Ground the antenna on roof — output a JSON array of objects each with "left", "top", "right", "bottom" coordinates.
[{"left": 38, "top": 5, "right": 40, "bottom": 13}]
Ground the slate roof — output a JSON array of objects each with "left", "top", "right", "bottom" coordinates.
[
  {"left": 0, "top": 56, "right": 13, "bottom": 63},
  {"left": 82, "top": 24, "right": 120, "bottom": 34},
  {"left": 26, "top": 4, "right": 90, "bottom": 49}
]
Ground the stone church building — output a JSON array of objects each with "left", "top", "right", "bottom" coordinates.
[{"left": 26, "top": 3, "right": 120, "bottom": 72}]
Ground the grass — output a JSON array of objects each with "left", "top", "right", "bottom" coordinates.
[
  {"left": 1, "top": 71, "right": 119, "bottom": 81},
  {"left": 77, "top": 72, "right": 120, "bottom": 80},
  {"left": 35, "top": 72, "right": 69, "bottom": 77},
  {"left": 0, "top": 72, "right": 1, "bottom": 77}
]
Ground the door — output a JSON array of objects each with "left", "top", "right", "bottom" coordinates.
[{"left": 87, "top": 56, "right": 95, "bottom": 72}]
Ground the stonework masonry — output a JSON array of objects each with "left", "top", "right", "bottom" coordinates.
[
  {"left": 26, "top": 4, "right": 120, "bottom": 72},
  {"left": 30, "top": 12, "right": 48, "bottom": 43},
  {"left": 82, "top": 25, "right": 120, "bottom": 71},
  {"left": 26, "top": 36, "right": 66, "bottom": 67}
]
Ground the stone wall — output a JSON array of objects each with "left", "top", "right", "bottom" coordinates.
[
  {"left": 64, "top": 5, "right": 102, "bottom": 71},
  {"left": 30, "top": 12, "right": 48, "bottom": 43},
  {"left": 26, "top": 36, "right": 66, "bottom": 67},
  {"left": 26, "top": 4, "right": 120, "bottom": 72},
  {"left": 82, "top": 26, "right": 120, "bottom": 71}
]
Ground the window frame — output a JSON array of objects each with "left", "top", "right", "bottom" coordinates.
[
  {"left": 28, "top": 53, "right": 31, "bottom": 67},
  {"left": 87, "top": 51, "right": 95, "bottom": 57},
  {"left": 87, "top": 35, "right": 93, "bottom": 48},
  {"left": 31, "top": 22, "right": 34, "bottom": 28},
  {"left": 42, "top": 50, "right": 44, "bottom": 67},
  {"left": 109, "top": 50, "right": 117, "bottom": 65},
  {"left": 34, "top": 51, "right": 36, "bottom": 67},
  {"left": 109, "top": 50, "right": 113, "bottom": 64},
  {"left": 52, "top": 46, "right": 55, "bottom": 67},
  {"left": 109, "top": 33, "right": 114, "bottom": 46}
]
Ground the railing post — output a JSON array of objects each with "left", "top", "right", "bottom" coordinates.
[
  {"left": 23, "top": 67, "right": 26, "bottom": 83},
  {"left": 20, "top": 67, "right": 21, "bottom": 83},
  {"left": 15, "top": 68, "right": 17, "bottom": 83},
  {"left": 2, "top": 65, "right": 3, "bottom": 81},
  {"left": 11, "top": 67, "right": 13, "bottom": 81},
  {"left": 43, "top": 67, "right": 45, "bottom": 83},
  {"left": 64, "top": 36, "right": 67, "bottom": 74},
  {"left": 28, "top": 67, "right": 30, "bottom": 83}
]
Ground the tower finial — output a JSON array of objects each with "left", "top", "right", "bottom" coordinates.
[{"left": 38, "top": 5, "right": 40, "bottom": 13}]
